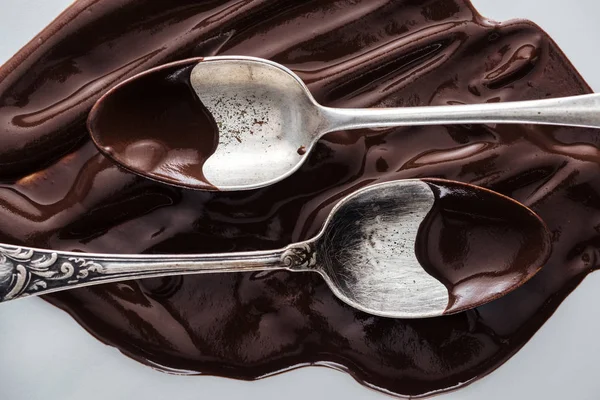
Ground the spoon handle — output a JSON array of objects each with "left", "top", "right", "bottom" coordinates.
[
  {"left": 321, "top": 93, "right": 600, "bottom": 132},
  {"left": 0, "top": 243, "right": 315, "bottom": 303}
]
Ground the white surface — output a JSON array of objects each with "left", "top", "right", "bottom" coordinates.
[{"left": 1, "top": 0, "right": 600, "bottom": 399}]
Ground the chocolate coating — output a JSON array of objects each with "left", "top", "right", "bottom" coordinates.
[
  {"left": 88, "top": 58, "right": 218, "bottom": 190},
  {"left": 0, "top": 0, "right": 598, "bottom": 398},
  {"left": 418, "top": 179, "right": 552, "bottom": 314}
]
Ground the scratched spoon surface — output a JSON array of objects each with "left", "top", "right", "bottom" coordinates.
[
  {"left": 0, "top": 179, "right": 551, "bottom": 318},
  {"left": 87, "top": 55, "right": 600, "bottom": 191}
]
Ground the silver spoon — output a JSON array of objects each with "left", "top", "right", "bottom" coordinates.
[
  {"left": 0, "top": 179, "right": 551, "bottom": 318},
  {"left": 89, "top": 55, "right": 600, "bottom": 191}
]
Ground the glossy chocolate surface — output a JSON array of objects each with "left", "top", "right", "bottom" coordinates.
[
  {"left": 0, "top": 0, "right": 598, "bottom": 397},
  {"left": 88, "top": 58, "right": 218, "bottom": 190},
  {"left": 418, "top": 179, "right": 551, "bottom": 314}
]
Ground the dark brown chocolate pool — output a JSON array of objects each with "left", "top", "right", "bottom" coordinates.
[
  {"left": 0, "top": 0, "right": 598, "bottom": 397},
  {"left": 88, "top": 58, "right": 219, "bottom": 190}
]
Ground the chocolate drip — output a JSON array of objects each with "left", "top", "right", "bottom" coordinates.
[{"left": 0, "top": 0, "right": 598, "bottom": 398}]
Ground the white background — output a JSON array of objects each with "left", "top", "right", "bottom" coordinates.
[{"left": 1, "top": 1, "right": 600, "bottom": 399}]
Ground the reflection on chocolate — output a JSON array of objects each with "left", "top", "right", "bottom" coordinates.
[
  {"left": 418, "top": 179, "right": 552, "bottom": 314},
  {"left": 88, "top": 58, "right": 219, "bottom": 190},
  {"left": 0, "top": 0, "right": 598, "bottom": 397}
]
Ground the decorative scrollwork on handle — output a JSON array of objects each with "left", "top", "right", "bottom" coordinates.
[
  {"left": 281, "top": 243, "right": 317, "bottom": 270},
  {"left": 0, "top": 246, "right": 105, "bottom": 301}
]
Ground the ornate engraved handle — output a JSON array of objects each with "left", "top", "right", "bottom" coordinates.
[{"left": 0, "top": 242, "right": 316, "bottom": 303}]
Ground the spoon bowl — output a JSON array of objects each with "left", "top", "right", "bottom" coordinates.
[
  {"left": 190, "top": 57, "right": 323, "bottom": 189},
  {"left": 0, "top": 179, "right": 551, "bottom": 318}
]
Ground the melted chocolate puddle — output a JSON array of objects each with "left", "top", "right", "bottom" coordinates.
[
  {"left": 88, "top": 59, "right": 219, "bottom": 190},
  {"left": 418, "top": 179, "right": 551, "bottom": 313},
  {"left": 0, "top": 0, "right": 598, "bottom": 398}
]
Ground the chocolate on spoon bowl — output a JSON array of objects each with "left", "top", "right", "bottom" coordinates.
[
  {"left": 0, "top": 178, "right": 551, "bottom": 318},
  {"left": 87, "top": 58, "right": 219, "bottom": 191},
  {"left": 88, "top": 55, "right": 600, "bottom": 191}
]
